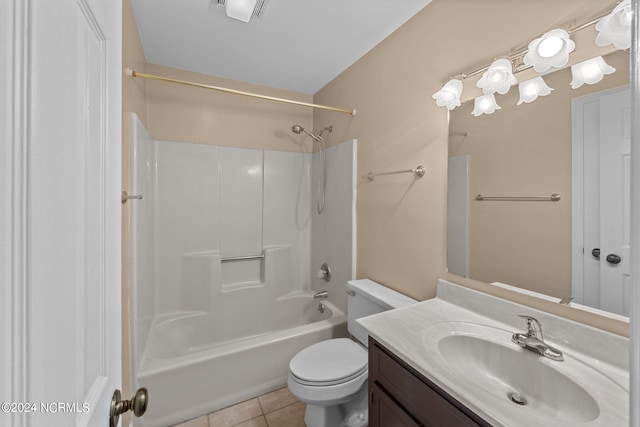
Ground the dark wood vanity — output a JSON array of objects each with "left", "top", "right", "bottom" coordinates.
[{"left": 368, "top": 337, "right": 492, "bottom": 427}]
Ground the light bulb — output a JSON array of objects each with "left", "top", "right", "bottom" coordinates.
[
  {"left": 596, "top": 0, "right": 632, "bottom": 49},
  {"left": 441, "top": 91, "right": 455, "bottom": 101},
  {"left": 490, "top": 71, "right": 506, "bottom": 84},
  {"left": 472, "top": 93, "right": 501, "bottom": 116},
  {"left": 570, "top": 56, "right": 616, "bottom": 89},
  {"left": 582, "top": 63, "right": 601, "bottom": 80},
  {"left": 479, "top": 98, "right": 492, "bottom": 109},
  {"left": 525, "top": 85, "right": 537, "bottom": 97},
  {"left": 477, "top": 59, "right": 516, "bottom": 95},
  {"left": 517, "top": 77, "right": 553, "bottom": 105},
  {"left": 432, "top": 79, "right": 463, "bottom": 110},
  {"left": 537, "top": 35, "right": 564, "bottom": 58},
  {"left": 618, "top": 8, "right": 633, "bottom": 27},
  {"left": 523, "top": 29, "right": 575, "bottom": 73}
]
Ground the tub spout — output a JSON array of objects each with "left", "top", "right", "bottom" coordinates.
[{"left": 314, "top": 290, "right": 328, "bottom": 300}]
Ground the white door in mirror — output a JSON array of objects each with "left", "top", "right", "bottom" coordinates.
[
  {"left": 573, "top": 86, "right": 630, "bottom": 317},
  {"left": 599, "top": 88, "right": 631, "bottom": 315}
]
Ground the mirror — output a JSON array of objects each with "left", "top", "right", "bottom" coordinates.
[{"left": 447, "top": 48, "right": 630, "bottom": 317}]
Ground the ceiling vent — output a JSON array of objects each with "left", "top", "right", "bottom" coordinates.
[{"left": 214, "top": 0, "right": 269, "bottom": 20}]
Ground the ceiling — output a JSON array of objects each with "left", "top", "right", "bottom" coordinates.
[{"left": 130, "top": 0, "right": 433, "bottom": 94}]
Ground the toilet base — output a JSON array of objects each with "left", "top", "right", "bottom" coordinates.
[{"left": 303, "top": 385, "right": 368, "bottom": 427}]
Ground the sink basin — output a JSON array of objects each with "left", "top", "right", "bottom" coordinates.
[{"left": 422, "top": 322, "right": 627, "bottom": 425}]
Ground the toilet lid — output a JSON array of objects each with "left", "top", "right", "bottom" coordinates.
[{"left": 289, "top": 338, "right": 367, "bottom": 385}]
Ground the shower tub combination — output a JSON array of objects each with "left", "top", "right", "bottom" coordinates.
[
  {"left": 129, "top": 115, "right": 356, "bottom": 426},
  {"left": 138, "top": 297, "right": 346, "bottom": 426}
]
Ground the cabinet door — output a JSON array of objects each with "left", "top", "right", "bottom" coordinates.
[
  {"left": 370, "top": 384, "right": 421, "bottom": 427},
  {"left": 369, "top": 338, "right": 491, "bottom": 427}
]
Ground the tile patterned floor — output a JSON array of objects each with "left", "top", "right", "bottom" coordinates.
[{"left": 174, "top": 387, "right": 306, "bottom": 427}]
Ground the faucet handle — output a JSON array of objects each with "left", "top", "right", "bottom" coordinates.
[
  {"left": 559, "top": 295, "right": 573, "bottom": 305},
  {"left": 317, "top": 263, "right": 331, "bottom": 282},
  {"left": 517, "top": 315, "right": 543, "bottom": 340}
]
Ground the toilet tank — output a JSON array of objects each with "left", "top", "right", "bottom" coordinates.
[{"left": 347, "top": 279, "right": 417, "bottom": 347}]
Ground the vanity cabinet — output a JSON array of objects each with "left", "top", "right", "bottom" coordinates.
[{"left": 368, "top": 337, "right": 491, "bottom": 427}]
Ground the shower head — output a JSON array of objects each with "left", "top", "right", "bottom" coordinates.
[
  {"left": 291, "top": 124, "right": 321, "bottom": 142},
  {"left": 292, "top": 123, "right": 332, "bottom": 215}
]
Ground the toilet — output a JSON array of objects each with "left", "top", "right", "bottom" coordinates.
[{"left": 288, "top": 279, "right": 417, "bottom": 427}]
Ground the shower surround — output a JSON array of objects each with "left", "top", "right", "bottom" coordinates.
[{"left": 128, "top": 115, "right": 356, "bottom": 426}]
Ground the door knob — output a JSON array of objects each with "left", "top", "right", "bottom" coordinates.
[
  {"left": 606, "top": 254, "right": 622, "bottom": 265},
  {"left": 591, "top": 248, "right": 600, "bottom": 259},
  {"left": 110, "top": 388, "right": 148, "bottom": 427}
]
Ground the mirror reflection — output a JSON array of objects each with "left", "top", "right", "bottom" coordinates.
[{"left": 447, "top": 49, "right": 630, "bottom": 317}]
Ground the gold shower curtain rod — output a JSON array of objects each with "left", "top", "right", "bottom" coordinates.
[{"left": 127, "top": 69, "right": 357, "bottom": 116}]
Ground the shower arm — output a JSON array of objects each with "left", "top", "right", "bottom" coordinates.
[
  {"left": 291, "top": 125, "right": 332, "bottom": 142},
  {"left": 317, "top": 126, "right": 333, "bottom": 140},
  {"left": 301, "top": 128, "right": 322, "bottom": 142}
]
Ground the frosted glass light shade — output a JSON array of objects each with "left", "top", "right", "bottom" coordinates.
[
  {"left": 432, "top": 79, "right": 463, "bottom": 110},
  {"left": 517, "top": 77, "right": 553, "bottom": 105},
  {"left": 477, "top": 58, "right": 516, "bottom": 95},
  {"left": 226, "top": 0, "right": 258, "bottom": 22},
  {"left": 596, "top": 0, "right": 632, "bottom": 50},
  {"left": 523, "top": 29, "right": 575, "bottom": 73},
  {"left": 472, "top": 93, "right": 501, "bottom": 116},
  {"left": 570, "top": 56, "right": 616, "bottom": 89}
]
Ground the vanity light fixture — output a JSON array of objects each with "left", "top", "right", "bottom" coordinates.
[
  {"left": 595, "top": 0, "right": 632, "bottom": 50},
  {"left": 570, "top": 56, "right": 616, "bottom": 89},
  {"left": 517, "top": 77, "right": 553, "bottom": 105},
  {"left": 476, "top": 58, "right": 517, "bottom": 95},
  {"left": 225, "top": 0, "right": 259, "bottom": 22},
  {"left": 431, "top": 3, "right": 625, "bottom": 115},
  {"left": 523, "top": 29, "right": 575, "bottom": 73},
  {"left": 432, "top": 79, "right": 463, "bottom": 110},
  {"left": 472, "top": 93, "right": 501, "bottom": 116}
]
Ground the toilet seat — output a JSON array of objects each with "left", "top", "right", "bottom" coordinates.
[{"left": 289, "top": 338, "right": 367, "bottom": 386}]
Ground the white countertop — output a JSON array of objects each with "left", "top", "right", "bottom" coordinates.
[{"left": 357, "top": 279, "right": 629, "bottom": 427}]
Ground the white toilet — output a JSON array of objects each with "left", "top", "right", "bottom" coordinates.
[{"left": 288, "top": 279, "right": 417, "bottom": 427}]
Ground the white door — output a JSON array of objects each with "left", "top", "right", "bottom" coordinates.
[
  {"left": 572, "top": 86, "right": 630, "bottom": 316},
  {"left": 599, "top": 89, "right": 631, "bottom": 315},
  {"left": 1, "top": 1, "right": 123, "bottom": 426}
]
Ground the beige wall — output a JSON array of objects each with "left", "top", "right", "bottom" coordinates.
[
  {"left": 122, "top": 0, "right": 148, "bottom": 419},
  {"left": 145, "top": 64, "right": 314, "bottom": 152},
  {"left": 314, "top": 0, "right": 627, "bottom": 335},
  {"left": 449, "top": 50, "right": 629, "bottom": 299}
]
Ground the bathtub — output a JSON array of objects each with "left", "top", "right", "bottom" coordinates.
[{"left": 135, "top": 295, "right": 347, "bottom": 427}]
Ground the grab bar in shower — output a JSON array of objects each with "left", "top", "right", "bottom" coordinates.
[
  {"left": 220, "top": 254, "right": 265, "bottom": 262},
  {"left": 121, "top": 190, "right": 143, "bottom": 204},
  {"left": 475, "top": 193, "right": 561, "bottom": 202}
]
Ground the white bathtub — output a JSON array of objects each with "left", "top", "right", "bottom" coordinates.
[{"left": 135, "top": 296, "right": 347, "bottom": 427}]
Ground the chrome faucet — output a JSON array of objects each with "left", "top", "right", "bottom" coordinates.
[
  {"left": 313, "top": 290, "right": 328, "bottom": 300},
  {"left": 511, "top": 315, "right": 564, "bottom": 361}
]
